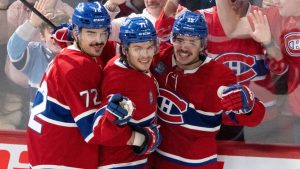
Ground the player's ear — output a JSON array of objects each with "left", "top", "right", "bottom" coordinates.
[
  {"left": 198, "top": 45, "right": 205, "bottom": 53},
  {"left": 121, "top": 46, "right": 127, "bottom": 56},
  {"left": 72, "top": 28, "right": 79, "bottom": 41}
]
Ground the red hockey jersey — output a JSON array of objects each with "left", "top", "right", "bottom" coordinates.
[
  {"left": 27, "top": 47, "right": 104, "bottom": 169},
  {"left": 93, "top": 56, "right": 158, "bottom": 168},
  {"left": 150, "top": 43, "right": 265, "bottom": 169}
]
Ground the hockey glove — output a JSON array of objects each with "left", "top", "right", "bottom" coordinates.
[
  {"left": 131, "top": 124, "right": 162, "bottom": 155},
  {"left": 51, "top": 23, "right": 73, "bottom": 48},
  {"left": 218, "top": 84, "right": 255, "bottom": 114},
  {"left": 106, "top": 94, "right": 134, "bottom": 125}
]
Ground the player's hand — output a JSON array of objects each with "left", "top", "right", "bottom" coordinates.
[
  {"left": 131, "top": 124, "right": 161, "bottom": 155},
  {"left": 51, "top": 22, "right": 73, "bottom": 48},
  {"left": 218, "top": 84, "right": 255, "bottom": 114},
  {"left": 106, "top": 94, "right": 134, "bottom": 125}
]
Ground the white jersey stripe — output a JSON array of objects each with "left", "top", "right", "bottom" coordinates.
[
  {"left": 181, "top": 124, "right": 221, "bottom": 132},
  {"left": 129, "top": 111, "right": 156, "bottom": 123},
  {"left": 31, "top": 164, "right": 81, "bottom": 169},
  {"left": 48, "top": 96, "right": 70, "bottom": 110},
  {"left": 156, "top": 149, "right": 217, "bottom": 164},
  {"left": 98, "top": 159, "right": 147, "bottom": 169},
  {"left": 74, "top": 109, "right": 97, "bottom": 122},
  {"left": 37, "top": 114, "right": 77, "bottom": 127}
]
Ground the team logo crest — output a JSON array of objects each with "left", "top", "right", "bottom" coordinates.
[
  {"left": 284, "top": 32, "right": 300, "bottom": 57},
  {"left": 215, "top": 53, "right": 259, "bottom": 83},
  {"left": 157, "top": 88, "right": 188, "bottom": 124}
]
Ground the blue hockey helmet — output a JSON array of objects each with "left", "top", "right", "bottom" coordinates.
[
  {"left": 172, "top": 11, "right": 208, "bottom": 38},
  {"left": 72, "top": 2, "right": 111, "bottom": 30},
  {"left": 119, "top": 16, "right": 157, "bottom": 47}
]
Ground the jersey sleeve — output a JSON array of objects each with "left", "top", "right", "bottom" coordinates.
[
  {"left": 92, "top": 62, "right": 133, "bottom": 146},
  {"left": 220, "top": 68, "right": 265, "bottom": 127},
  {"left": 93, "top": 98, "right": 132, "bottom": 146},
  {"left": 56, "top": 58, "right": 102, "bottom": 144}
]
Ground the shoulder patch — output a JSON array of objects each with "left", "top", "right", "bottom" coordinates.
[{"left": 154, "top": 61, "right": 166, "bottom": 75}]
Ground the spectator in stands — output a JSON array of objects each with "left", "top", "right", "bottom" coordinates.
[
  {"left": 106, "top": 0, "right": 184, "bottom": 42},
  {"left": 215, "top": 0, "right": 300, "bottom": 143},
  {"left": 100, "top": 0, "right": 145, "bottom": 17},
  {"left": 7, "top": 0, "right": 70, "bottom": 108},
  {"left": 179, "top": 0, "right": 215, "bottom": 11},
  {"left": 0, "top": 0, "right": 28, "bottom": 130},
  {"left": 1, "top": 0, "right": 74, "bottom": 130}
]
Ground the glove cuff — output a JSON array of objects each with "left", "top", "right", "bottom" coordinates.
[
  {"left": 131, "top": 126, "right": 150, "bottom": 155},
  {"left": 132, "top": 131, "right": 146, "bottom": 146}
]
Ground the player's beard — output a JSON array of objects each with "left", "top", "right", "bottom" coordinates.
[
  {"left": 77, "top": 41, "right": 105, "bottom": 58},
  {"left": 175, "top": 49, "right": 197, "bottom": 65},
  {"left": 90, "top": 42, "right": 105, "bottom": 52}
]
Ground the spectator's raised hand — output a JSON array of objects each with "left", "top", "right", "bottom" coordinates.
[
  {"left": 29, "top": 0, "right": 55, "bottom": 28},
  {"left": 249, "top": 10, "right": 272, "bottom": 46}
]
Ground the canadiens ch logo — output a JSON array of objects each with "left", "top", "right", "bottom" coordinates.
[
  {"left": 157, "top": 88, "right": 188, "bottom": 124},
  {"left": 284, "top": 32, "right": 300, "bottom": 57},
  {"left": 215, "top": 53, "right": 257, "bottom": 83}
]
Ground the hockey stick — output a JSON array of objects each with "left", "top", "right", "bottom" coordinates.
[{"left": 19, "top": 0, "right": 57, "bottom": 29}]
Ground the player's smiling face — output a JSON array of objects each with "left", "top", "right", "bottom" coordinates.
[
  {"left": 126, "top": 41, "right": 157, "bottom": 72},
  {"left": 172, "top": 35, "right": 205, "bottom": 70},
  {"left": 77, "top": 28, "right": 109, "bottom": 57}
]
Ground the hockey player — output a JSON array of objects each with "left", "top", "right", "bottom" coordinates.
[
  {"left": 154, "top": 0, "right": 273, "bottom": 141},
  {"left": 93, "top": 16, "right": 161, "bottom": 169},
  {"left": 26, "top": 2, "right": 118, "bottom": 168},
  {"left": 151, "top": 11, "right": 265, "bottom": 169}
]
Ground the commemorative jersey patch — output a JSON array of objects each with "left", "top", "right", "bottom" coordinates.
[
  {"left": 284, "top": 32, "right": 300, "bottom": 57},
  {"left": 149, "top": 90, "right": 154, "bottom": 104},
  {"left": 154, "top": 61, "right": 166, "bottom": 75}
]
